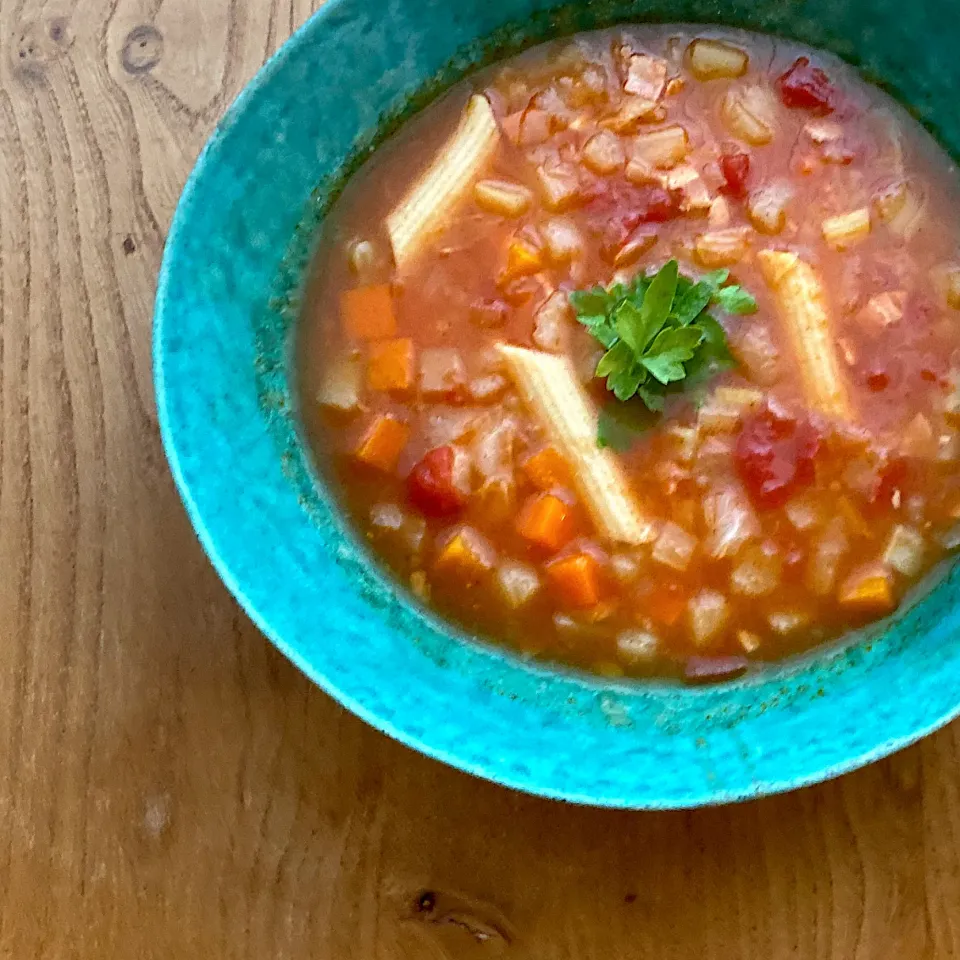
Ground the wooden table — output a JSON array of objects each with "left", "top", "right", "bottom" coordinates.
[{"left": 2, "top": 2, "right": 960, "bottom": 956}]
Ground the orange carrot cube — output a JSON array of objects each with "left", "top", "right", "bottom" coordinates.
[
  {"left": 354, "top": 414, "right": 409, "bottom": 472},
  {"left": 366, "top": 339, "right": 415, "bottom": 393},
  {"left": 340, "top": 285, "right": 397, "bottom": 340},
  {"left": 434, "top": 526, "right": 496, "bottom": 580},
  {"left": 516, "top": 494, "right": 574, "bottom": 551},
  {"left": 547, "top": 553, "right": 602, "bottom": 608},
  {"left": 645, "top": 581, "right": 690, "bottom": 627},
  {"left": 522, "top": 446, "right": 573, "bottom": 491},
  {"left": 838, "top": 562, "right": 895, "bottom": 612}
]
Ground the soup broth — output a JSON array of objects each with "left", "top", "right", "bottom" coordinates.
[{"left": 300, "top": 26, "right": 960, "bottom": 680}]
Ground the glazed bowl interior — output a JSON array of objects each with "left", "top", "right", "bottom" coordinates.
[{"left": 155, "top": 0, "right": 960, "bottom": 808}]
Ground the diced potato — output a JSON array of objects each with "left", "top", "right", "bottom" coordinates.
[
  {"left": 533, "top": 290, "right": 573, "bottom": 353},
  {"left": 785, "top": 493, "right": 823, "bottom": 532},
  {"left": 370, "top": 502, "right": 427, "bottom": 558},
  {"left": 876, "top": 180, "right": 925, "bottom": 239},
  {"left": 502, "top": 234, "right": 544, "bottom": 280},
  {"left": 688, "top": 38, "right": 749, "bottom": 80},
  {"left": 747, "top": 182, "right": 793, "bottom": 234},
  {"left": 900, "top": 412, "right": 938, "bottom": 459},
  {"left": 367, "top": 338, "right": 415, "bottom": 393},
  {"left": 340, "top": 284, "right": 397, "bottom": 341},
  {"left": 623, "top": 53, "right": 668, "bottom": 100},
  {"left": 757, "top": 251, "right": 853, "bottom": 421},
  {"left": 496, "top": 560, "right": 542, "bottom": 608},
  {"left": 473, "top": 178, "right": 534, "bottom": 217},
  {"left": 703, "top": 483, "right": 761, "bottom": 559},
  {"left": 767, "top": 610, "right": 811, "bottom": 635},
  {"left": 434, "top": 526, "right": 496, "bottom": 579},
  {"left": 838, "top": 561, "right": 895, "bottom": 612},
  {"left": 665, "top": 165, "right": 713, "bottom": 214},
  {"left": 419, "top": 348, "right": 466, "bottom": 399},
  {"left": 822, "top": 208, "right": 871, "bottom": 249},
  {"left": 722, "top": 85, "right": 777, "bottom": 146},
  {"left": 804, "top": 119, "right": 844, "bottom": 144},
  {"left": 667, "top": 424, "right": 699, "bottom": 462},
  {"left": 319, "top": 351, "right": 364, "bottom": 413},
  {"left": 354, "top": 414, "right": 409, "bottom": 472},
  {"left": 468, "top": 374, "right": 509, "bottom": 403},
  {"left": 610, "top": 551, "right": 642, "bottom": 583},
  {"left": 652, "top": 521, "right": 698, "bottom": 572},
  {"left": 695, "top": 434, "right": 735, "bottom": 470},
  {"left": 732, "top": 323, "right": 780, "bottom": 386},
  {"left": 541, "top": 217, "right": 584, "bottom": 263},
  {"left": 882, "top": 524, "right": 926, "bottom": 576},
  {"left": 738, "top": 630, "right": 762, "bottom": 654},
  {"left": 409, "top": 570, "right": 430, "bottom": 600},
  {"left": 535, "top": 160, "right": 582, "bottom": 211},
  {"left": 931, "top": 263, "right": 960, "bottom": 310},
  {"left": 632, "top": 125, "right": 689, "bottom": 170},
  {"left": 856, "top": 291, "right": 905, "bottom": 332},
  {"left": 730, "top": 544, "right": 782, "bottom": 597},
  {"left": 346, "top": 239, "right": 389, "bottom": 283},
  {"left": 601, "top": 95, "right": 663, "bottom": 133},
  {"left": 688, "top": 590, "right": 730, "bottom": 647},
  {"left": 698, "top": 386, "right": 763, "bottom": 433},
  {"left": 581, "top": 130, "right": 626, "bottom": 175},
  {"left": 616, "top": 629, "right": 659, "bottom": 663},
  {"left": 695, "top": 228, "right": 749, "bottom": 267},
  {"left": 807, "top": 516, "right": 849, "bottom": 596},
  {"left": 708, "top": 196, "right": 731, "bottom": 229},
  {"left": 547, "top": 552, "right": 603, "bottom": 608}
]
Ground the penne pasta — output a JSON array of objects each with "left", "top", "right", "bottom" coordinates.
[
  {"left": 386, "top": 94, "right": 500, "bottom": 271},
  {"left": 495, "top": 344, "right": 655, "bottom": 545},
  {"left": 757, "top": 250, "right": 854, "bottom": 421}
]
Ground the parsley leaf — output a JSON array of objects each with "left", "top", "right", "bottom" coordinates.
[
  {"left": 713, "top": 285, "right": 758, "bottom": 315},
  {"left": 597, "top": 400, "right": 660, "bottom": 451},
  {"left": 569, "top": 261, "right": 753, "bottom": 425}
]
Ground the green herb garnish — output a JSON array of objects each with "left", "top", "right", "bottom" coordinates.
[{"left": 570, "top": 261, "right": 755, "bottom": 413}]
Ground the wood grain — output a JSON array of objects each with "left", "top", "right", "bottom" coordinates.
[{"left": 0, "top": 1, "right": 958, "bottom": 957}]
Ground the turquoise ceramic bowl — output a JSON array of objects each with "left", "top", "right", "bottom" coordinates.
[{"left": 155, "top": 0, "right": 960, "bottom": 808}]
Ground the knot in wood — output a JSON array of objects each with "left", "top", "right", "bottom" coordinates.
[{"left": 122, "top": 25, "right": 164, "bottom": 75}]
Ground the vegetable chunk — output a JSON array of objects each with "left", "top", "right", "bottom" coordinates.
[
  {"left": 340, "top": 285, "right": 397, "bottom": 340},
  {"left": 354, "top": 414, "right": 409, "bottom": 472},
  {"left": 757, "top": 250, "right": 853, "bottom": 421}
]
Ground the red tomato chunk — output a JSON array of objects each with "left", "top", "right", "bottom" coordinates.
[
  {"left": 735, "top": 407, "right": 821, "bottom": 509},
  {"left": 719, "top": 147, "right": 751, "bottom": 197},
  {"left": 776, "top": 57, "right": 836, "bottom": 112},
  {"left": 407, "top": 447, "right": 466, "bottom": 517}
]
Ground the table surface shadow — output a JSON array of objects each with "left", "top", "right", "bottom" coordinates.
[{"left": 0, "top": 1, "right": 958, "bottom": 957}]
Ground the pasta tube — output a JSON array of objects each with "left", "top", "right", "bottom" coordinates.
[
  {"left": 386, "top": 94, "right": 500, "bottom": 271},
  {"left": 495, "top": 344, "right": 654, "bottom": 545},
  {"left": 757, "top": 250, "right": 854, "bottom": 421}
]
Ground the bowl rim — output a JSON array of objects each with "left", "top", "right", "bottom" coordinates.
[{"left": 154, "top": 0, "right": 960, "bottom": 808}]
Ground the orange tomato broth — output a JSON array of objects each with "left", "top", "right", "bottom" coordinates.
[{"left": 298, "top": 26, "right": 960, "bottom": 680}]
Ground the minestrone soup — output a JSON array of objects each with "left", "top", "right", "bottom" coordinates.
[{"left": 300, "top": 27, "right": 960, "bottom": 680}]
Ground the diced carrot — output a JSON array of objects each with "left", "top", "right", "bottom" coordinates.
[
  {"left": 547, "top": 553, "right": 602, "bottom": 608},
  {"left": 340, "top": 285, "right": 397, "bottom": 340},
  {"left": 354, "top": 414, "right": 409, "bottom": 472},
  {"left": 838, "top": 562, "right": 895, "bottom": 612},
  {"left": 522, "top": 446, "right": 573, "bottom": 491},
  {"left": 501, "top": 236, "right": 544, "bottom": 282},
  {"left": 837, "top": 495, "right": 871, "bottom": 539},
  {"left": 645, "top": 581, "right": 690, "bottom": 627},
  {"left": 366, "top": 338, "right": 415, "bottom": 393},
  {"left": 517, "top": 493, "right": 574, "bottom": 551}
]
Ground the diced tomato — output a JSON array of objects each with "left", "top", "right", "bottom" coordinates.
[
  {"left": 735, "top": 406, "right": 821, "bottom": 509},
  {"left": 591, "top": 184, "right": 681, "bottom": 262},
  {"left": 776, "top": 57, "right": 836, "bottom": 112},
  {"left": 864, "top": 366, "right": 890, "bottom": 392},
  {"left": 719, "top": 147, "right": 751, "bottom": 197},
  {"left": 407, "top": 446, "right": 466, "bottom": 517}
]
